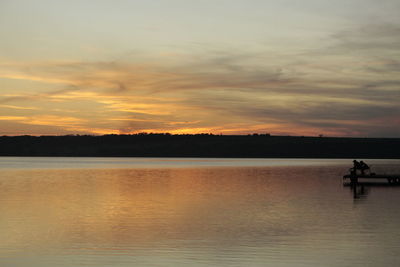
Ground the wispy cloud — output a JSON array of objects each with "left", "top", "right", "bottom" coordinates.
[
  {"left": 0, "top": 104, "right": 38, "bottom": 110},
  {"left": 0, "top": 114, "right": 87, "bottom": 131}
]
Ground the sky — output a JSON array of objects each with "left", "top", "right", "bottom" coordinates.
[{"left": 0, "top": 0, "right": 399, "bottom": 137}]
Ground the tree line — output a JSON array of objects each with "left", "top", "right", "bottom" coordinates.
[{"left": 0, "top": 134, "right": 399, "bottom": 158}]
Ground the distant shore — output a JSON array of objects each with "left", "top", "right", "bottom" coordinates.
[{"left": 1, "top": 134, "right": 399, "bottom": 159}]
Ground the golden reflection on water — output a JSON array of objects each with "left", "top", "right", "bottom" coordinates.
[
  {"left": 1, "top": 168, "right": 287, "bottom": 245},
  {"left": 1, "top": 165, "right": 400, "bottom": 266}
]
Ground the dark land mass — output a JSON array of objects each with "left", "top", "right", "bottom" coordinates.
[{"left": 0, "top": 134, "right": 400, "bottom": 158}]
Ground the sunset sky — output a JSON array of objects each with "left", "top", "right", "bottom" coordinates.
[{"left": 0, "top": 0, "right": 399, "bottom": 137}]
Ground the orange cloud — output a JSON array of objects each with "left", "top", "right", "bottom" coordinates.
[
  {"left": 0, "top": 116, "right": 27, "bottom": 121},
  {"left": 0, "top": 115, "right": 86, "bottom": 131}
]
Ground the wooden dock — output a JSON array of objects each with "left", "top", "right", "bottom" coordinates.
[{"left": 343, "top": 173, "right": 400, "bottom": 184}]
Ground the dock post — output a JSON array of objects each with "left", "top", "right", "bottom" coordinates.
[{"left": 350, "top": 176, "right": 358, "bottom": 184}]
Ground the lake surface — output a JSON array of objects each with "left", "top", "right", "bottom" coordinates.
[{"left": 1, "top": 157, "right": 400, "bottom": 267}]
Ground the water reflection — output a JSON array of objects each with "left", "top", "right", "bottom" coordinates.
[
  {"left": 344, "top": 181, "right": 400, "bottom": 199},
  {"left": 1, "top": 162, "right": 400, "bottom": 267},
  {"left": 348, "top": 183, "right": 370, "bottom": 200}
]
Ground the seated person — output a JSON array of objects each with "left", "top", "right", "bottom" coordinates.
[
  {"left": 359, "top": 161, "right": 370, "bottom": 175},
  {"left": 351, "top": 160, "right": 361, "bottom": 175}
]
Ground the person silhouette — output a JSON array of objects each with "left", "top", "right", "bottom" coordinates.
[
  {"left": 359, "top": 161, "right": 370, "bottom": 175},
  {"left": 352, "top": 160, "right": 361, "bottom": 175}
]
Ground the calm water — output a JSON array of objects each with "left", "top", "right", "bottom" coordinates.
[{"left": 1, "top": 157, "right": 400, "bottom": 267}]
